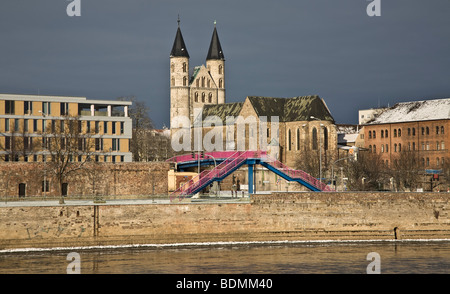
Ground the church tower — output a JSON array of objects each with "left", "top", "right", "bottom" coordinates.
[
  {"left": 170, "top": 18, "right": 190, "bottom": 131},
  {"left": 206, "top": 22, "right": 225, "bottom": 104}
]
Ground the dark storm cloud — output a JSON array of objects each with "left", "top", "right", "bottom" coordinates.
[{"left": 1, "top": 0, "right": 449, "bottom": 127}]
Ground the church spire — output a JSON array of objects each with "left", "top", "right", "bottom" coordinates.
[
  {"left": 206, "top": 22, "right": 224, "bottom": 60},
  {"left": 170, "top": 17, "right": 189, "bottom": 58}
]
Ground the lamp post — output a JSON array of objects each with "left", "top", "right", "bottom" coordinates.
[{"left": 310, "top": 116, "right": 323, "bottom": 183}]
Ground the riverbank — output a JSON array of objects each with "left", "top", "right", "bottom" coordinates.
[{"left": 1, "top": 192, "right": 449, "bottom": 250}]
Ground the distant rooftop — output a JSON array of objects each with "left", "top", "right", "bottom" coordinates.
[{"left": 364, "top": 98, "right": 450, "bottom": 124}]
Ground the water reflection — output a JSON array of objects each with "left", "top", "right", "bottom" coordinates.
[{"left": 0, "top": 241, "right": 449, "bottom": 274}]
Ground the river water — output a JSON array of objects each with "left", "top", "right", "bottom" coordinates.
[{"left": 1, "top": 240, "right": 449, "bottom": 274}]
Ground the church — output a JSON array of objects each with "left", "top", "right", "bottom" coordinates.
[{"left": 169, "top": 20, "right": 338, "bottom": 170}]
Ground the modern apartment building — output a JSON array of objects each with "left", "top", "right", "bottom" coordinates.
[{"left": 0, "top": 93, "right": 132, "bottom": 163}]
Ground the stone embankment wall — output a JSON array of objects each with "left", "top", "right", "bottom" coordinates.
[{"left": 0, "top": 192, "right": 449, "bottom": 250}]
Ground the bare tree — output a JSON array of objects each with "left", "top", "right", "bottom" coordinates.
[
  {"left": 42, "top": 116, "right": 97, "bottom": 203},
  {"left": 0, "top": 120, "right": 39, "bottom": 162},
  {"left": 389, "top": 151, "right": 421, "bottom": 191},
  {"left": 345, "top": 151, "right": 387, "bottom": 191}
]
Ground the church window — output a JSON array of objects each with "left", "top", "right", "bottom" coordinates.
[
  {"left": 183, "top": 76, "right": 187, "bottom": 86},
  {"left": 182, "top": 62, "right": 187, "bottom": 73},
  {"left": 194, "top": 92, "right": 198, "bottom": 103},
  {"left": 296, "top": 128, "right": 300, "bottom": 150},
  {"left": 207, "top": 79, "right": 210, "bottom": 88},
  {"left": 219, "top": 65, "right": 223, "bottom": 75},
  {"left": 196, "top": 79, "right": 199, "bottom": 88},
  {"left": 171, "top": 63, "right": 175, "bottom": 73},
  {"left": 202, "top": 77, "right": 205, "bottom": 88},
  {"left": 312, "top": 127, "right": 318, "bottom": 150},
  {"left": 208, "top": 93, "right": 212, "bottom": 103},
  {"left": 202, "top": 92, "right": 205, "bottom": 103},
  {"left": 288, "top": 129, "right": 291, "bottom": 151},
  {"left": 219, "top": 79, "right": 223, "bottom": 88},
  {"left": 323, "top": 127, "right": 328, "bottom": 150}
]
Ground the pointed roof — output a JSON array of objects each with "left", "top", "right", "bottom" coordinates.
[
  {"left": 206, "top": 23, "right": 224, "bottom": 60},
  {"left": 170, "top": 20, "right": 189, "bottom": 58}
]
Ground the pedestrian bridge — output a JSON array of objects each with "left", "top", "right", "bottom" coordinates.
[{"left": 167, "top": 151, "right": 333, "bottom": 199}]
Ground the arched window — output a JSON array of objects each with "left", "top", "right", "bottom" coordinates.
[
  {"left": 219, "top": 79, "right": 223, "bottom": 88},
  {"left": 369, "top": 145, "right": 372, "bottom": 153},
  {"left": 219, "top": 65, "right": 223, "bottom": 75},
  {"left": 194, "top": 92, "right": 199, "bottom": 102},
  {"left": 394, "top": 129, "right": 397, "bottom": 137},
  {"left": 182, "top": 62, "right": 187, "bottom": 73},
  {"left": 288, "top": 129, "right": 292, "bottom": 151},
  {"left": 385, "top": 130, "right": 388, "bottom": 138},
  {"left": 385, "top": 144, "right": 388, "bottom": 153},
  {"left": 373, "top": 131, "right": 376, "bottom": 138},
  {"left": 398, "top": 143, "right": 401, "bottom": 152},
  {"left": 201, "top": 77, "right": 205, "bottom": 88},
  {"left": 296, "top": 128, "right": 300, "bottom": 150},
  {"left": 171, "top": 63, "right": 175, "bottom": 73},
  {"left": 381, "top": 145, "right": 384, "bottom": 153},
  {"left": 426, "top": 127, "right": 429, "bottom": 135},
  {"left": 201, "top": 92, "right": 205, "bottom": 103},
  {"left": 323, "top": 127, "right": 328, "bottom": 150},
  {"left": 442, "top": 141, "right": 445, "bottom": 150},
  {"left": 421, "top": 127, "right": 425, "bottom": 135},
  {"left": 373, "top": 145, "right": 376, "bottom": 153},
  {"left": 312, "top": 127, "right": 318, "bottom": 150},
  {"left": 441, "top": 126, "right": 445, "bottom": 134},
  {"left": 394, "top": 144, "right": 397, "bottom": 152},
  {"left": 208, "top": 93, "right": 212, "bottom": 103},
  {"left": 207, "top": 79, "right": 210, "bottom": 88},
  {"left": 398, "top": 129, "right": 401, "bottom": 137},
  {"left": 436, "top": 126, "right": 439, "bottom": 135},
  {"left": 171, "top": 77, "right": 175, "bottom": 86},
  {"left": 381, "top": 130, "right": 384, "bottom": 138},
  {"left": 183, "top": 76, "right": 187, "bottom": 86},
  {"left": 369, "top": 131, "right": 372, "bottom": 139},
  {"left": 196, "top": 79, "right": 199, "bottom": 87},
  {"left": 437, "top": 158, "right": 440, "bottom": 167},
  {"left": 412, "top": 128, "right": 415, "bottom": 136}
]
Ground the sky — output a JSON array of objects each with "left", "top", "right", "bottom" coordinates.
[{"left": 1, "top": 0, "right": 449, "bottom": 128}]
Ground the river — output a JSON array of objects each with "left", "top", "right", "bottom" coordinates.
[{"left": 0, "top": 240, "right": 449, "bottom": 274}]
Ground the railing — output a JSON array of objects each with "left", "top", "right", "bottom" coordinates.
[
  {"left": 170, "top": 150, "right": 332, "bottom": 201},
  {"left": 262, "top": 156, "right": 333, "bottom": 192},
  {"left": 171, "top": 151, "right": 266, "bottom": 200}
]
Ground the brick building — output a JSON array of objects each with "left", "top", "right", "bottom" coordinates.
[{"left": 363, "top": 98, "right": 449, "bottom": 190}]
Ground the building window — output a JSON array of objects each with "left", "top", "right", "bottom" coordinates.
[
  {"left": 42, "top": 180, "right": 49, "bottom": 193},
  {"left": 5, "top": 118, "right": 10, "bottom": 132},
  {"left": 426, "top": 157, "right": 430, "bottom": 167},
  {"left": 441, "top": 126, "right": 445, "bottom": 134},
  {"left": 207, "top": 79, "right": 211, "bottom": 88},
  {"left": 381, "top": 130, "right": 384, "bottom": 138},
  {"left": 373, "top": 145, "right": 376, "bottom": 153},
  {"left": 14, "top": 119, "right": 20, "bottom": 132},
  {"left": 436, "top": 126, "right": 439, "bottom": 135},
  {"left": 219, "top": 65, "right": 223, "bottom": 75},
  {"left": 312, "top": 127, "right": 318, "bottom": 150},
  {"left": 398, "top": 129, "right": 401, "bottom": 137},
  {"left": 33, "top": 119, "right": 38, "bottom": 132},
  {"left": 194, "top": 92, "right": 198, "bottom": 102},
  {"left": 42, "top": 102, "right": 51, "bottom": 115},
  {"left": 394, "top": 129, "right": 397, "bottom": 137},
  {"left": 60, "top": 102, "right": 68, "bottom": 116},
  {"left": 421, "top": 127, "right": 425, "bottom": 135},
  {"left": 385, "top": 130, "right": 388, "bottom": 138},
  {"left": 442, "top": 141, "right": 445, "bottom": 150},
  {"left": 183, "top": 62, "right": 187, "bottom": 73},
  {"left": 104, "top": 121, "right": 108, "bottom": 134},
  {"left": 24, "top": 119, "right": 28, "bottom": 132},
  {"left": 426, "top": 127, "right": 429, "bottom": 135},
  {"left": 288, "top": 129, "right": 291, "bottom": 151},
  {"left": 219, "top": 79, "right": 223, "bottom": 88},
  {"left": 120, "top": 122, "right": 124, "bottom": 134},
  {"left": 95, "top": 121, "right": 99, "bottom": 134},
  {"left": 323, "top": 127, "right": 328, "bottom": 150},
  {"left": 398, "top": 143, "right": 401, "bottom": 152},
  {"left": 5, "top": 136, "right": 11, "bottom": 150},
  {"left": 183, "top": 76, "right": 187, "bottom": 86},
  {"left": 394, "top": 144, "right": 397, "bottom": 152},
  {"left": 412, "top": 142, "right": 416, "bottom": 151},
  {"left": 408, "top": 128, "right": 411, "bottom": 136},
  {"left": 5, "top": 100, "right": 15, "bottom": 114},
  {"left": 112, "top": 122, "right": 116, "bottom": 134},
  {"left": 208, "top": 93, "right": 212, "bottom": 103},
  {"left": 373, "top": 131, "right": 376, "bottom": 138},
  {"left": 381, "top": 145, "right": 384, "bottom": 153},
  {"left": 24, "top": 101, "right": 33, "bottom": 115},
  {"left": 297, "top": 128, "right": 300, "bottom": 151},
  {"left": 202, "top": 92, "right": 205, "bottom": 103},
  {"left": 368, "top": 131, "right": 372, "bottom": 139},
  {"left": 171, "top": 63, "right": 174, "bottom": 73}
]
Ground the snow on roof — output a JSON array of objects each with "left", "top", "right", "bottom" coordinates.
[{"left": 365, "top": 98, "right": 450, "bottom": 124}]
